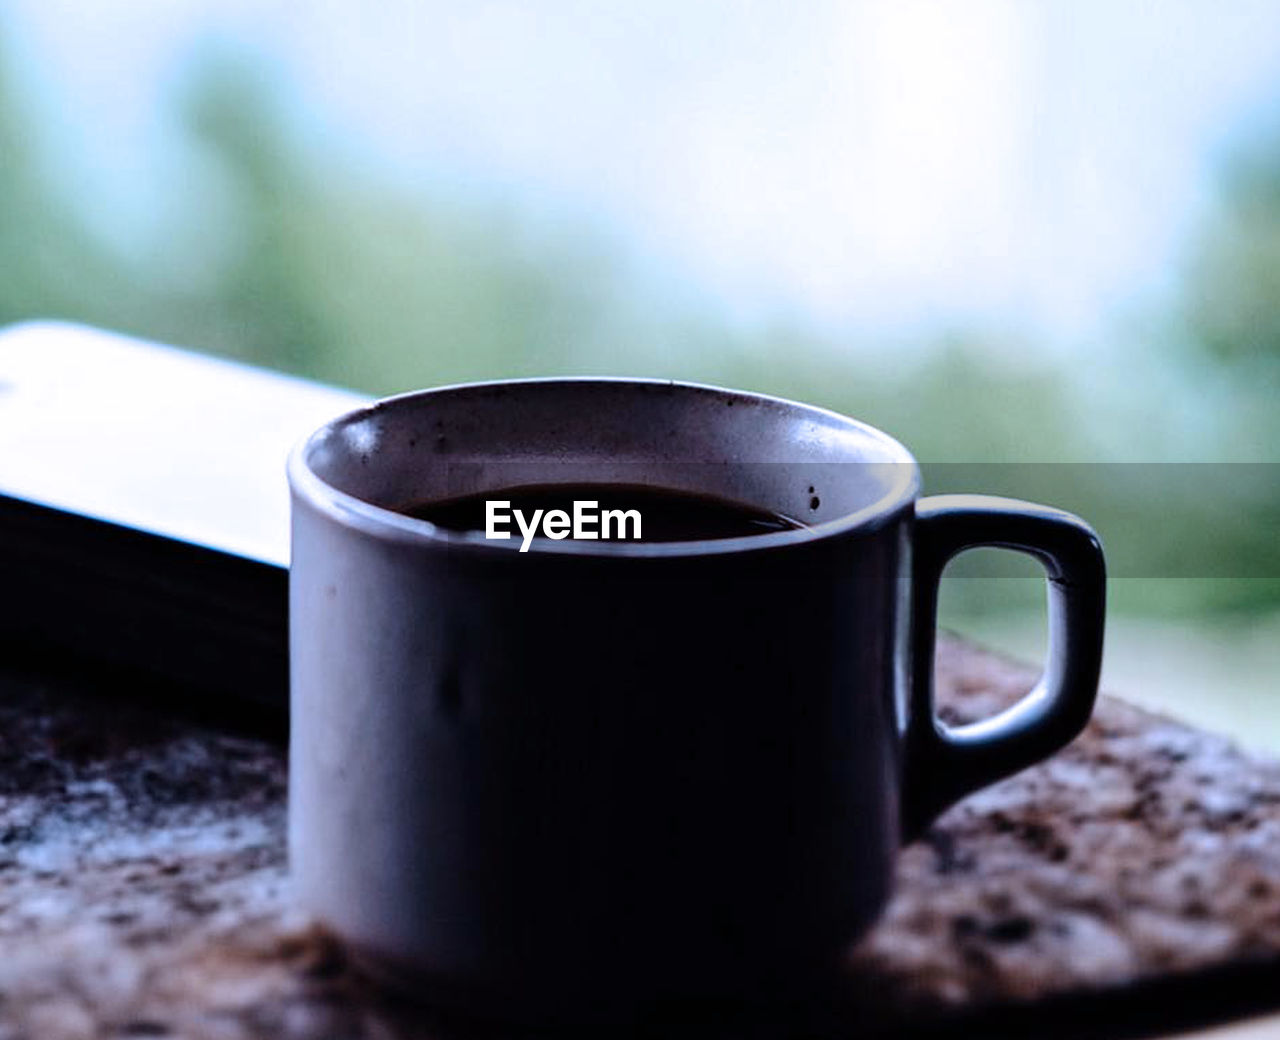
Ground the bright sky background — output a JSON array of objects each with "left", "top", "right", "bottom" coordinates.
[{"left": 8, "top": 0, "right": 1280, "bottom": 345}]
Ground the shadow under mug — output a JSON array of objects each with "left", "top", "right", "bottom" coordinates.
[{"left": 287, "top": 379, "right": 1105, "bottom": 1018}]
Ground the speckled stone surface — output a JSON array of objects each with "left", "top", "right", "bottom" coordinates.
[{"left": 3, "top": 637, "right": 1280, "bottom": 1039}]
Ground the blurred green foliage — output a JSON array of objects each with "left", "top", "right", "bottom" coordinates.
[
  {"left": 1, "top": 41, "right": 1277, "bottom": 618},
  {"left": 0, "top": 41, "right": 134, "bottom": 330},
  {"left": 1189, "top": 127, "right": 1280, "bottom": 372}
]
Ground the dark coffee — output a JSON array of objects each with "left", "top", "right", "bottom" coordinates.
[{"left": 403, "top": 483, "right": 804, "bottom": 543}]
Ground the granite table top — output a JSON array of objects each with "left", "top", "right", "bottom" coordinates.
[{"left": 3, "top": 635, "right": 1280, "bottom": 1039}]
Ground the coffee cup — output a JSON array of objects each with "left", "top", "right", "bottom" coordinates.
[{"left": 286, "top": 378, "right": 1105, "bottom": 1016}]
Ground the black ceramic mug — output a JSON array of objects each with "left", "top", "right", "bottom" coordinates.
[{"left": 287, "top": 379, "right": 1105, "bottom": 1016}]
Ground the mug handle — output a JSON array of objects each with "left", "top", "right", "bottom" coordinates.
[{"left": 901, "top": 494, "right": 1106, "bottom": 841}]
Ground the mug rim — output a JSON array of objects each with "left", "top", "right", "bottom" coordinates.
[{"left": 287, "top": 376, "right": 922, "bottom": 559}]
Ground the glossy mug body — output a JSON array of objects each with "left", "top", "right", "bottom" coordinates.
[{"left": 287, "top": 379, "right": 1105, "bottom": 1015}]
